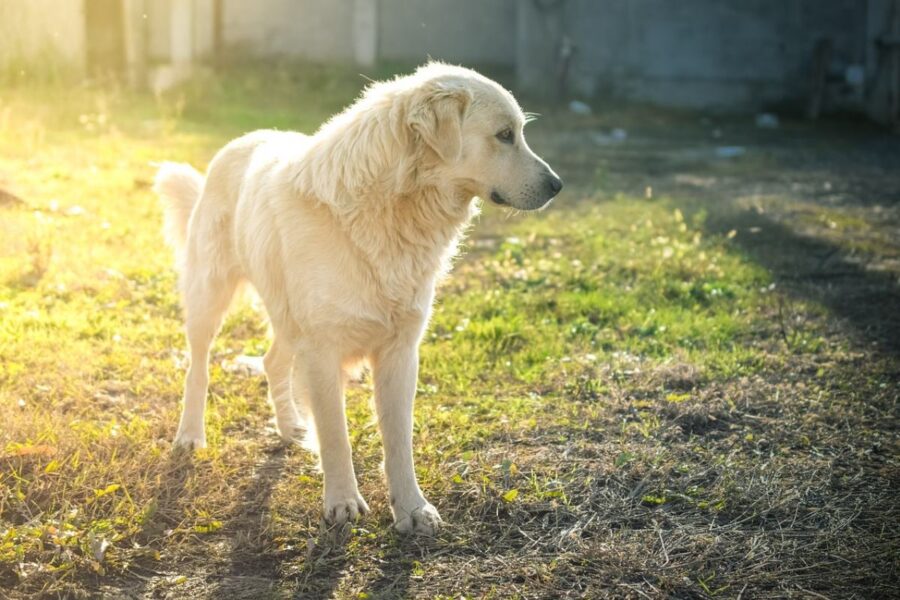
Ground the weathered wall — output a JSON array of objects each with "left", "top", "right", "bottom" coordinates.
[
  {"left": 0, "top": 0, "right": 86, "bottom": 74},
  {"left": 1, "top": 0, "right": 877, "bottom": 112},
  {"left": 144, "top": 0, "right": 516, "bottom": 67},
  {"left": 518, "top": 0, "right": 871, "bottom": 109},
  {"left": 146, "top": 0, "right": 218, "bottom": 62},
  {"left": 378, "top": 0, "right": 516, "bottom": 65},
  {"left": 221, "top": 0, "right": 356, "bottom": 62}
]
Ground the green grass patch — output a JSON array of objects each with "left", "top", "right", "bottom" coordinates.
[{"left": 1, "top": 65, "right": 896, "bottom": 598}]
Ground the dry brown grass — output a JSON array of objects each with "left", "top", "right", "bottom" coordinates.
[{"left": 2, "top": 67, "right": 898, "bottom": 598}]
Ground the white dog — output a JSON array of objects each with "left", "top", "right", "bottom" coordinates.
[{"left": 154, "top": 63, "right": 562, "bottom": 534}]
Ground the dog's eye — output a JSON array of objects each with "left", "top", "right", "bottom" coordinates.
[{"left": 496, "top": 128, "right": 514, "bottom": 145}]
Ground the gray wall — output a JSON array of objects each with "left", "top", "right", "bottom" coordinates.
[
  {"left": 144, "top": 0, "right": 516, "bottom": 66},
  {"left": 220, "top": 0, "right": 517, "bottom": 66},
  {"left": 518, "top": 0, "right": 872, "bottom": 109},
  {"left": 7, "top": 0, "right": 877, "bottom": 112},
  {"left": 222, "top": 0, "right": 355, "bottom": 62},
  {"left": 378, "top": 0, "right": 516, "bottom": 65},
  {"left": 0, "top": 0, "right": 86, "bottom": 73}
]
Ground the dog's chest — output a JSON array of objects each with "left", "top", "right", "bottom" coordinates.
[
  {"left": 353, "top": 213, "right": 463, "bottom": 311},
  {"left": 369, "top": 245, "right": 442, "bottom": 313}
]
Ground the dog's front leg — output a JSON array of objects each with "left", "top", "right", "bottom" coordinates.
[
  {"left": 373, "top": 344, "right": 442, "bottom": 535},
  {"left": 294, "top": 347, "right": 368, "bottom": 525}
]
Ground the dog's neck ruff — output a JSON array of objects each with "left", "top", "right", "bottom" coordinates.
[
  {"left": 292, "top": 91, "right": 479, "bottom": 306},
  {"left": 340, "top": 184, "right": 478, "bottom": 308}
]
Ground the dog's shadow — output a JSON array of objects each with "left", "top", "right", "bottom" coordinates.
[
  {"left": 289, "top": 527, "right": 419, "bottom": 600},
  {"left": 362, "top": 542, "right": 416, "bottom": 600},
  {"left": 212, "top": 445, "right": 362, "bottom": 599},
  {"left": 131, "top": 444, "right": 417, "bottom": 598},
  {"left": 288, "top": 526, "right": 355, "bottom": 599},
  {"left": 134, "top": 448, "right": 197, "bottom": 546},
  {"left": 121, "top": 448, "right": 200, "bottom": 597},
  {"left": 286, "top": 497, "right": 417, "bottom": 599}
]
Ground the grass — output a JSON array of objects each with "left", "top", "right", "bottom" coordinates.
[{"left": 1, "top": 64, "right": 898, "bottom": 599}]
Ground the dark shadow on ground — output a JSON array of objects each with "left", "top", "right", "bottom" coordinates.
[
  {"left": 118, "top": 444, "right": 363, "bottom": 599},
  {"left": 701, "top": 203, "right": 900, "bottom": 356},
  {"left": 365, "top": 556, "right": 412, "bottom": 600},
  {"left": 137, "top": 450, "right": 196, "bottom": 544},
  {"left": 528, "top": 110, "right": 900, "bottom": 357},
  {"left": 202, "top": 444, "right": 371, "bottom": 599},
  {"left": 106, "top": 449, "right": 197, "bottom": 598},
  {"left": 286, "top": 525, "right": 354, "bottom": 599},
  {"left": 289, "top": 524, "right": 417, "bottom": 598},
  {"left": 206, "top": 446, "right": 288, "bottom": 599}
]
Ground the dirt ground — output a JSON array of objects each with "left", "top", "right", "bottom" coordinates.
[
  {"left": 534, "top": 107, "right": 900, "bottom": 355},
  {"left": 143, "top": 111, "right": 899, "bottom": 599},
  {"left": 2, "top": 84, "right": 898, "bottom": 599}
]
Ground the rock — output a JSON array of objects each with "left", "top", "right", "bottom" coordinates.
[
  {"left": 591, "top": 128, "right": 627, "bottom": 145},
  {"left": 0, "top": 188, "right": 24, "bottom": 208},
  {"left": 714, "top": 146, "right": 746, "bottom": 158},
  {"left": 568, "top": 100, "right": 592, "bottom": 116},
  {"left": 845, "top": 64, "right": 865, "bottom": 88},
  {"left": 223, "top": 354, "right": 265, "bottom": 376},
  {"left": 755, "top": 113, "right": 779, "bottom": 129}
]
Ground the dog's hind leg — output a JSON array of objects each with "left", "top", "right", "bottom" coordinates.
[
  {"left": 264, "top": 334, "right": 307, "bottom": 444},
  {"left": 174, "top": 270, "right": 240, "bottom": 449}
]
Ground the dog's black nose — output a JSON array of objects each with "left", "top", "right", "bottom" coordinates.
[{"left": 548, "top": 176, "right": 563, "bottom": 195}]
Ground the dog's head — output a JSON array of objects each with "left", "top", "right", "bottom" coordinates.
[{"left": 405, "top": 64, "right": 562, "bottom": 211}]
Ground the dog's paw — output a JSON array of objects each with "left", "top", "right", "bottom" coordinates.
[
  {"left": 272, "top": 397, "right": 308, "bottom": 445},
  {"left": 323, "top": 494, "right": 369, "bottom": 526},
  {"left": 393, "top": 501, "right": 442, "bottom": 536},
  {"left": 173, "top": 429, "right": 206, "bottom": 450},
  {"left": 274, "top": 419, "right": 307, "bottom": 445}
]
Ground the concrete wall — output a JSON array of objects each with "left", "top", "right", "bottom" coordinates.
[
  {"left": 145, "top": 0, "right": 356, "bottom": 62},
  {"left": 378, "top": 0, "right": 516, "bottom": 65},
  {"left": 146, "top": 0, "right": 353, "bottom": 63},
  {"left": 0, "top": 0, "right": 86, "bottom": 74},
  {"left": 146, "top": 0, "right": 217, "bottom": 62},
  {"left": 518, "top": 0, "right": 871, "bottom": 109},
  {"left": 143, "top": 0, "right": 516, "bottom": 67},
  {"left": 221, "top": 0, "right": 356, "bottom": 62},
  {"left": 0, "top": 0, "right": 878, "bottom": 112}
]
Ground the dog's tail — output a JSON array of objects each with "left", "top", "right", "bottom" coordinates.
[{"left": 153, "top": 162, "right": 203, "bottom": 263}]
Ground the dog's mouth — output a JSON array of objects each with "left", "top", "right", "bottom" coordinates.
[
  {"left": 489, "top": 190, "right": 553, "bottom": 211},
  {"left": 490, "top": 190, "right": 508, "bottom": 206}
]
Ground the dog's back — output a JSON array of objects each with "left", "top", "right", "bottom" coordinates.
[{"left": 156, "top": 129, "right": 309, "bottom": 287}]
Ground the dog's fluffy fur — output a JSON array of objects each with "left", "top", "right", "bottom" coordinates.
[{"left": 154, "top": 63, "right": 561, "bottom": 534}]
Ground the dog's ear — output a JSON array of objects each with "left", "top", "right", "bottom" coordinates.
[{"left": 408, "top": 82, "right": 472, "bottom": 163}]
